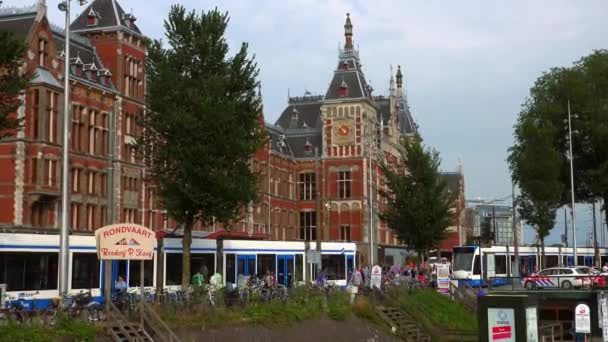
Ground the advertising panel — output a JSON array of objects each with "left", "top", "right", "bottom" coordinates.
[{"left": 488, "top": 308, "right": 515, "bottom": 342}]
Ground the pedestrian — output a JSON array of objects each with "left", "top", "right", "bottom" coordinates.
[
  {"left": 191, "top": 268, "right": 204, "bottom": 287},
  {"left": 349, "top": 267, "right": 362, "bottom": 304},
  {"left": 201, "top": 265, "right": 209, "bottom": 284},
  {"left": 364, "top": 265, "right": 371, "bottom": 288},
  {"left": 602, "top": 263, "right": 608, "bottom": 273},
  {"left": 115, "top": 275, "right": 128, "bottom": 292}
]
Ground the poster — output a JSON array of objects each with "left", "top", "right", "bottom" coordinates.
[
  {"left": 436, "top": 264, "right": 450, "bottom": 294},
  {"left": 575, "top": 303, "right": 591, "bottom": 334},
  {"left": 488, "top": 308, "right": 515, "bottom": 342},
  {"left": 526, "top": 307, "right": 538, "bottom": 342},
  {"left": 95, "top": 223, "right": 155, "bottom": 260},
  {"left": 370, "top": 265, "right": 382, "bottom": 289}
]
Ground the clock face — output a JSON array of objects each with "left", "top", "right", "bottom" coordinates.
[
  {"left": 338, "top": 124, "right": 350, "bottom": 136},
  {"left": 332, "top": 119, "right": 354, "bottom": 145}
]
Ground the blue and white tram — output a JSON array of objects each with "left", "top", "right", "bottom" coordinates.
[
  {"left": 452, "top": 245, "right": 608, "bottom": 287},
  {"left": 0, "top": 233, "right": 356, "bottom": 308}
]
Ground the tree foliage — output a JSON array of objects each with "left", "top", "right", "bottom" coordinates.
[
  {"left": 139, "top": 5, "right": 266, "bottom": 288},
  {"left": 0, "top": 31, "right": 28, "bottom": 138},
  {"left": 509, "top": 50, "right": 608, "bottom": 260},
  {"left": 508, "top": 109, "right": 563, "bottom": 267},
  {"left": 380, "top": 138, "right": 455, "bottom": 257}
]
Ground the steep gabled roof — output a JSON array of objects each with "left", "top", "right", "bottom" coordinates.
[
  {"left": 0, "top": 5, "right": 36, "bottom": 40},
  {"left": 275, "top": 98, "right": 323, "bottom": 130},
  {"left": 325, "top": 70, "right": 371, "bottom": 101},
  {"left": 70, "top": 0, "right": 142, "bottom": 36},
  {"left": 51, "top": 27, "right": 117, "bottom": 91}
]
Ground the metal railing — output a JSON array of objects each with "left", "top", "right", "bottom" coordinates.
[{"left": 487, "top": 274, "right": 608, "bottom": 292}]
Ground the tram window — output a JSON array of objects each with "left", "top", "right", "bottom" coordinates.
[
  {"left": 226, "top": 254, "right": 236, "bottom": 284},
  {"left": 494, "top": 255, "right": 506, "bottom": 275},
  {"left": 72, "top": 253, "right": 100, "bottom": 289},
  {"left": 128, "top": 260, "right": 154, "bottom": 287},
  {"left": 191, "top": 254, "right": 215, "bottom": 282},
  {"left": 0, "top": 252, "right": 58, "bottom": 291},
  {"left": 257, "top": 254, "right": 276, "bottom": 278},
  {"left": 295, "top": 254, "right": 303, "bottom": 283},
  {"left": 322, "top": 255, "right": 345, "bottom": 280},
  {"left": 473, "top": 256, "right": 481, "bottom": 275},
  {"left": 577, "top": 256, "right": 585, "bottom": 266},
  {"left": 545, "top": 256, "right": 558, "bottom": 268},
  {"left": 165, "top": 254, "right": 182, "bottom": 285}
]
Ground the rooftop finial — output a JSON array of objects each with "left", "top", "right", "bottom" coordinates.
[
  {"left": 396, "top": 65, "right": 403, "bottom": 83},
  {"left": 344, "top": 13, "right": 353, "bottom": 50}
]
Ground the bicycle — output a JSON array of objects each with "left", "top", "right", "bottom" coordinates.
[{"left": 58, "top": 290, "right": 105, "bottom": 322}]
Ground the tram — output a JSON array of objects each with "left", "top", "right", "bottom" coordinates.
[
  {"left": 0, "top": 233, "right": 356, "bottom": 308},
  {"left": 452, "top": 245, "right": 608, "bottom": 287}
]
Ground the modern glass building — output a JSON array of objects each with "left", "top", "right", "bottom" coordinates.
[{"left": 471, "top": 204, "right": 521, "bottom": 246}]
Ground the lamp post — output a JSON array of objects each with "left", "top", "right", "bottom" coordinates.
[
  {"left": 566, "top": 100, "right": 578, "bottom": 266},
  {"left": 57, "top": 0, "right": 87, "bottom": 295},
  {"left": 367, "top": 138, "right": 375, "bottom": 266}
]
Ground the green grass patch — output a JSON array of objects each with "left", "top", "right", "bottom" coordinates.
[
  {"left": 0, "top": 319, "right": 97, "bottom": 342},
  {"left": 157, "top": 286, "right": 368, "bottom": 330},
  {"left": 398, "top": 289, "right": 477, "bottom": 332}
]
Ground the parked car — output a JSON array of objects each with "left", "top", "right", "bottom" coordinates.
[{"left": 521, "top": 267, "right": 594, "bottom": 290}]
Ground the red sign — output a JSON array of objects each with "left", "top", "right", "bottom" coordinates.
[{"left": 492, "top": 326, "right": 512, "bottom": 340}]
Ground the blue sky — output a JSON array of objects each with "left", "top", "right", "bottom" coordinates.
[{"left": 16, "top": 0, "right": 608, "bottom": 245}]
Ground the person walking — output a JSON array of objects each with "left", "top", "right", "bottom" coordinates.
[
  {"left": 349, "top": 267, "right": 363, "bottom": 304},
  {"left": 192, "top": 268, "right": 204, "bottom": 287}
]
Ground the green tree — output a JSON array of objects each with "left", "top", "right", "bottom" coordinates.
[
  {"left": 508, "top": 110, "right": 563, "bottom": 268},
  {"left": 513, "top": 50, "right": 608, "bottom": 265},
  {"left": 380, "top": 138, "right": 455, "bottom": 260},
  {"left": 139, "top": 5, "right": 266, "bottom": 289},
  {"left": 0, "top": 31, "right": 28, "bottom": 138}
]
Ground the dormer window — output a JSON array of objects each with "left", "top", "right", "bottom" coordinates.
[
  {"left": 338, "top": 79, "right": 349, "bottom": 98},
  {"left": 83, "top": 63, "right": 98, "bottom": 81},
  {"left": 70, "top": 54, "right": 83, "bottom": 76},
  {"left": 123, "top": 13, "right": 137, "bottom": 30},
  {"left": 98, "top": 69, "right": 112, "bottom": 86},
  {"left": 86, "top": 8, "right": 101, "bottom": 26},
  {"left": 303, "top": 138, "right": 313, "bottom": 154}
]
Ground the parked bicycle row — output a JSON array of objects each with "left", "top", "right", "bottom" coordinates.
[{"left": 0, "top": 290, "right": 104, "bottom": 326}]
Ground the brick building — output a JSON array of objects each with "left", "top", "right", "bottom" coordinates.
[
  {"left": 0, "top": 0, "right": 161, "bottom": 237},
  {"left": 0, "top": 1, "right": 465, "bottom": 267}
]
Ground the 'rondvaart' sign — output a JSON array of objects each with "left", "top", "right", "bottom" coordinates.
[{"left": 95, "top": 223, "right": 155, "bottom": 260}]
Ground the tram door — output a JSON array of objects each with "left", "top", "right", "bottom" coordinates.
[
  {"left": 237, "top": 255, "right": 256, "bottom": 278},
  {"left": 346, "top": 255, "right": 354, "bottom": 283},
  {"left": 111, "top": 260, "right": 128, "bottom": 292},
  {"left": 277, "top": 255, "right": 294, "bottom": 287}
]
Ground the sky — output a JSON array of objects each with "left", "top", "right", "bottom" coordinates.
[{"left": 11, "top": 0, "right": 608, "bottom": 245}]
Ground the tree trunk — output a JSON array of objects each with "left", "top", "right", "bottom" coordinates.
[
  {"left": 181, "top": 221, "right": 193, "bottom": 290},
  {"left": 540, "top": 237, "right": 545, "bottom": 270},
  {"left": 593, "top": 200, "right": 600, "bottom": 268}
]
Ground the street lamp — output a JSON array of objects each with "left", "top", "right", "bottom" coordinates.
[
  {"left": 58, "top": 0, "right": 87, "bottom": 295},
  {"left": 565, "top": 100, "right": 578, "bottom": 266}
]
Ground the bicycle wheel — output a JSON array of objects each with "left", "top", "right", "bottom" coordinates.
[{"left": 39, "top": 309, "right": 57, "bottom": 326}]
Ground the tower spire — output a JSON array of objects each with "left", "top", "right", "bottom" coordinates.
[
  {"left": 396, "top": 65, "right": 404, "bottom": 97},
  {"left": 344, "top": 13, "right": 353, "bottom": 50}
]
